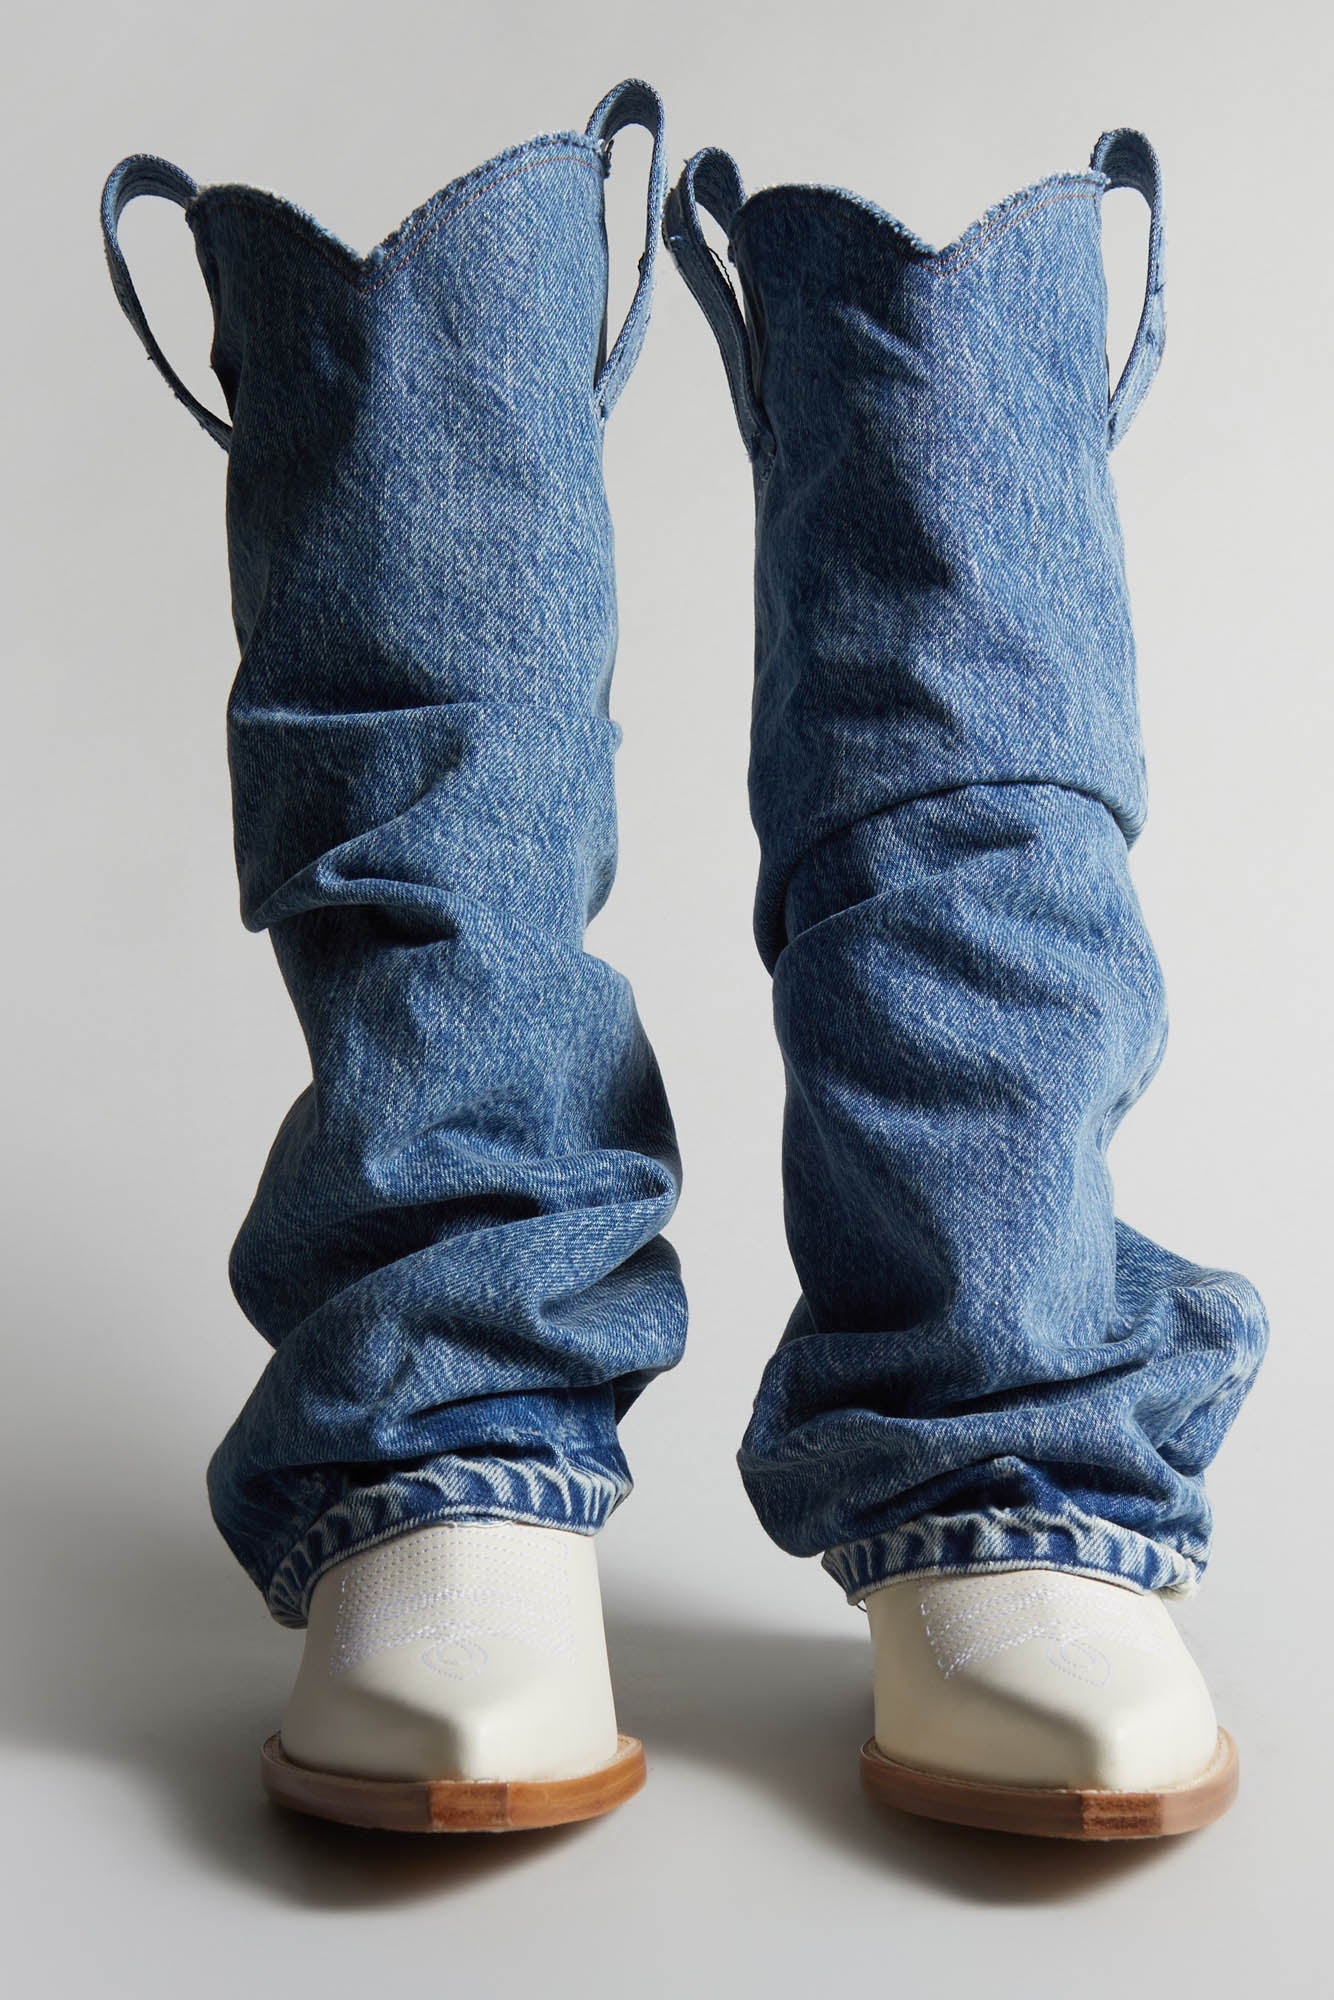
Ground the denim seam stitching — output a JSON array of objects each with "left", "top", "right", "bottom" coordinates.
[
  {"left": 822, "top": 1527, "right": 1207, "bottom": 1569},
  {"left": 191, "top": 147, "right": 604, "bottom": 295},
  {"left": 847, "top": 1558, "right": 1170, "bottom": 1599},
  {"left": 736, "top": 178, "right": 1103, "bottom": 276},
  {"left": 933, "top": 185, "right": 1102, "bottom": 276}
]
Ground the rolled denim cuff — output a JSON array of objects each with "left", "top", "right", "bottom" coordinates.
[
  {"left": 823, "top": 1502, "right": 1203, "bottom": 1606},
  {"left": 265, "top": 1453, "right": 629, "bottom": 1628}
]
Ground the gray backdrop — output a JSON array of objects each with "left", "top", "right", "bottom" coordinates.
[{"left": 3, "top": 1, "right": 1327, "bottom": 1993}]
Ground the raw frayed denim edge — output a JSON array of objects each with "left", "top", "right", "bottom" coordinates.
[
  {"left": 823, "top": 1504, "right": 1203, "bottom": 1607},
  {"left": 264, "top": 1457, "right": 628, "bottom": 1628}
]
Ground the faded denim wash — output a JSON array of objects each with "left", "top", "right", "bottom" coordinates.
[
  {"left": 664, "top": 131, "right": 1267, "bottom": 1601},
  {"left": 102, "top": 82, "right": 686, "bottom": 1625}
]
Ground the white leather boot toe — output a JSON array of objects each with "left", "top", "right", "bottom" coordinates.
[
  {"left": 859, "top": 1568, "right": 1237, "bottom": 1839},
  {"left": 262, "top": 1520, "right": 643, "bottom": 1832}
]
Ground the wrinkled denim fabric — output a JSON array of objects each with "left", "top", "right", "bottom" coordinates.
[
  {"left": 665, "top": 131, "right": 1266, "bottom": 1601},
  {"left": 102, "top": 81, "right": 686, "bottom": 1626}
]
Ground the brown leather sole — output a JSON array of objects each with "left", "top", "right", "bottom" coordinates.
[
  {"left": 260, "top": 1731, "right": 646, "bottom": 1833},
  {"left": 860, "top": 1727, "right": 1238, "bottom": 1840}
]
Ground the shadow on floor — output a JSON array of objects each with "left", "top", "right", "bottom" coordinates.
[
  {"left": 2, "top": 1481, "right": 571, "bottom": 1910},
  {"left": 2, "top": 1484, "right": 1177, "bottom": 1910}
]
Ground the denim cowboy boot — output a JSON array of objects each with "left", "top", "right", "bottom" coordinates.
[
  {"left": 666, "top": 133, "right": 1266, "bottom": 1837},
  {"left": 101, "top": 80, "right": 682, "bottom": 1830}
]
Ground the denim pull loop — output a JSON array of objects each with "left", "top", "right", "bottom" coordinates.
[
  {"left": 100, "top": 154, "right": 233, "bottom": 452},
  {"left": 1091, "top": 128, "right": 1165, "bottom": 449},
  {"left": 662, "top": 149, "right": 773, "bottom": 461},
  {"left": 585, "top": 78, "right": 668, "bottom": 419}
]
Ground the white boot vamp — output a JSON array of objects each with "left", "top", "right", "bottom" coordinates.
[
  {"left": 279, "top": 1521, "right": 621, "bottom": 1784},
  {"left": 866, "top": 1567, "right": 1220, "bottom": 1793}
]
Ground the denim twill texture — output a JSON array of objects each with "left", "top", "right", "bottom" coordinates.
[
  {"left": 102, "top": 81, "right": 686, "bottom": 1626},
  {"left": 665, "top": 132, "right": 1267, "bottom": 1600}
]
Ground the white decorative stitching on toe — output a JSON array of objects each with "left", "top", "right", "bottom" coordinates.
[
  {"left": 1045, "top": 1635, "right": 1112, "bottom": 1686},
  {"left": 329, "top": 1526, "right": 578, "bottom": 1676},
  {"left": 919, "top": 1573, "right": 1166, "bottom": 1680},
  {"left": 420, "top": 1636, "right": 489, "bottom": 1681}
]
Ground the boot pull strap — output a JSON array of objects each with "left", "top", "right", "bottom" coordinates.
[
  {"left": 585, "top": 79, "right": 668, "bottom": 419},
  {"left": 100, "top": 155, "right": 232, "bottom": 452},
  {"left": 663, "top": 149, "right": 771, "bottom": 461},
  {"left": 1091, "top": 129, "right": 1165, "bottom": 449}
]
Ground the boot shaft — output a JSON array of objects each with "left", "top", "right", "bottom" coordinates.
[
  {"left": 102, "top": 83, "right": 667, "bottom": 933},
  {"left": 666, "top": 134, "right": 1165, "bottom": 962},
  {"left": 105, "top": 83, "right": 665, "bottom": 708},
  {"left": 191, "top": 137, "right": 617, "bottom": 708},
  {"left": 99, "top": 90, "right": 687, "bottom": 1619}
]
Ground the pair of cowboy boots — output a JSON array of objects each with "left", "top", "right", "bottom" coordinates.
[{"left": 101, "top": 80, "right": 1265, "bottom": 1840}]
